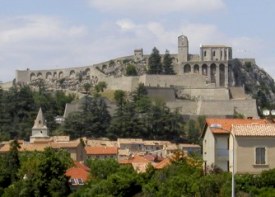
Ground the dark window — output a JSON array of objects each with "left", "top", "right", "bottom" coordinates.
[
  {"left": 256, "top": 147, "right": 266, "bottom": 164},
  {"left": 78, "top": 178, "right": 84, "bottom": 185},
  {"left": 70, "top": 178, "right": 76, "bottom": 185}
]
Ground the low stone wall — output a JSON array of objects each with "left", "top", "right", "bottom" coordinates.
[
  {"left": 199, "top": 99, "right": 258, "bottom": 117},
  {"left": 139, "top": 74, "right": 207, "bottom": 88},
  {"left": 103, "top": 76, "right": 139, "bottom": 92},
  {"left": 166, "top": 101, "right": 198, "bottom": 115},
  {"left": 177, "top": 88, "right": 230, "bottom": 100},
  {"left": 147, "top": 87, "right": 176, "bottom": 102}
]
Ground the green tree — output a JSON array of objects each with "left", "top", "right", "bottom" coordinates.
[
  {"left": 7, "top": 140, "right": 21, "bottom": 183},
  {"left": 132, "top": 83, "right": 147, "bottom": 102},
  {"left": 163, "top": 49, "right": 175, "bottom": 74},
  {"left": 114, "top": 90, "right": 126, "bottom": 112},
  {"left": 148, "top": 47, "right": 162, "bottom": 74},
  {"left": 185, "top": 119, "right": 200, "bottom": 144},
  {"left": 86, "top": 158, "right": 120, "bottom": 180},
  {"left": 64, "top": 96, "right": 111, "bottom": 138},
  {"left": 126, "top": 64, "right": 138, "bottom": 76},
  {"left": 3, "top": 148, "right": 72, "bottom": 197},
  {"left": 94, "top": 81, "right": 107, "bottom": 94},
  {"left": 83, "top": 83, "right": 92, "bottom": 94}
]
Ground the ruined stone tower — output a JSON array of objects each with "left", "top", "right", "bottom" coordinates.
[{"left": 178, "top": 35, "right": 189, "bottom": 63}]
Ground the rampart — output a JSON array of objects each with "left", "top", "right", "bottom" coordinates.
[{"left": 13, "top": 34, "right": 259, "bottom": 118}]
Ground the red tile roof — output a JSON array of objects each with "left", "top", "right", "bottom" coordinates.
[
  {"left": 66, "top": 161, "right": 90, "bottom": 182},
  {"left": 85, "top": 146, "right": 118, "bottom": 155},
  {"left": 205, "top": 118, "right": 268, "bottom": 134},
  {"left": 154, "top": 158, "right": 171, "bottom": 169}
]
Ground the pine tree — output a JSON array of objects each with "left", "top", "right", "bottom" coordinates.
[
  {"left": 148, "top": 47, "right": 162, "bottom": 74},
  {"left": 163, "top": 49, "right": 175, "bottom": 74}
]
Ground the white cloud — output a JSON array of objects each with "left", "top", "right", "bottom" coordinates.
[
  {"left": 0, "top": 16, "right": 87, "bottom": 45},
  {"left": 88, "top": 0, "right": 225, "bottom": 15},
  {"left": 116, "top": 19, "right": 136, "bottom": 31}
]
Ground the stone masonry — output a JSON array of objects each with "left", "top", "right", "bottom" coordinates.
[{"left": 15, "top": 35, "right": 258, "bottom": 118}]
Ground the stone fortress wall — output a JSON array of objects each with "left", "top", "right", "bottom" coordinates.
[{"left": 15, "top": 35, "right": 259, "bottom": 118}]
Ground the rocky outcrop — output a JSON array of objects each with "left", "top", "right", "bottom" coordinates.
[{"left": 232, "top": 59, "right": 275, "bottom": 108}]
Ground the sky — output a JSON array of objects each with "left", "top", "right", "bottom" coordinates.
[{"left": 1, "top": 0, "right": 275, "bottom": 82}]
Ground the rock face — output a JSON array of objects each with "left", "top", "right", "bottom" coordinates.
[{"left": 231, "top": 59, "right": 275, "bottom": 108}]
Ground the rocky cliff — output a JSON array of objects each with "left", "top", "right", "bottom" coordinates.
[{"left": 232, "top": 59, "right": 275, "bottom": 109}]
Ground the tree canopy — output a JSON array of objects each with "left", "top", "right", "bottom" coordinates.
[{"left": 148, "top": 47, "right": 162, "bottom": 74}]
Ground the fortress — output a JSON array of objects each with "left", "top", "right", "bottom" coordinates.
[{"left": 16, "top": 35, "right": 258, "bottom": 118}]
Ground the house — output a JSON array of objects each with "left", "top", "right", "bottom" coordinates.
[
  {"left": 119, "top": 154, "right": 151, "bottom": 173},
  {"left": 117, "top": 138, "right": 200, "bottom": 159},
  {"left": 231, "top": 124, "right": 275, "bottom": 174},
  {"left": 202, "top": 118, "right": 268, "bottom": 173},
  {"left": 117, "top": 138, "right": 144, "bottom": 152},
  {"left": 66, "top": 161, "right": 90, "bottom": 190},
  {"left": 85, "top": 146, "right": 118, "bottom": 159}
]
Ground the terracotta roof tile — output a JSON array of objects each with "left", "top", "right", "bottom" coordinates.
[
  {"left": 232, "top": 124, "right": 275, "bottom": 136},
  {"left": 206, "top": 118, "right": 268, "bottom": 134},
  {"left": 143, "top": 154, "right": 156, "bottom": 162},
  {"left": 85, "top": 146, "right": 118, "bottom": 155},
  {"left": 66, "top": 162, "right": 90, "bottom": 181},
  {"left": 154, "top": 158, "right": 171, "bottom": 169}
]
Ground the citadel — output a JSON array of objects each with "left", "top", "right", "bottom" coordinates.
[{"left": 16, "top": 35, "right": 258, "bottom": 118}]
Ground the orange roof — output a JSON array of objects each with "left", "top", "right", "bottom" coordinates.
[
  {"left": 143, "top": 154, "right": 156, "bottom": 162},
  {"left": 85, "top": 146, "right": 118, "bottom": 155},
  {"left": 205, "top": 118, "right": 268, "bottom": 134},
  {"left": 232, "top": 124, "right": 275, "bottom": 136},
  {"left": 66, "top": 162, "right": 90, "bottom": 182},
  {"left": 154, "top": 158, "right": 171, "bottom": 169}
]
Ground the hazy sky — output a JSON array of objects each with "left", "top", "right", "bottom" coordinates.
[{"left": 1, "top": 0, "right": 275, "bottom": 82}]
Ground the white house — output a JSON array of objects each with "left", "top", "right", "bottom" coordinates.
[{"left": 202, "top": 118, "right": 268, "bottom": 173}]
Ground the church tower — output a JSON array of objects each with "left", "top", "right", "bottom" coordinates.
[
  {"left": 30, "top": 108, "right": 49, "bottom": 142},
  {"left": 178, "top": 35, "right": 189, "bottom": 63}
]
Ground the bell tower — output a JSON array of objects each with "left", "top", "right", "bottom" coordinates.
[
  {"left": 30, "top": 108, "right": 49, "bottom": 142},
  {"left": 178, "top": 35, "right": 189, "bottom": 63}
]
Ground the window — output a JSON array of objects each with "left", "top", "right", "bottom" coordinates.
[
  {"left": 70, "top": 178, "right": 84, "bottom": 185},
  {"left": 255, "top": 147, "right": 266, "bottom": 165},
  {"left": 212, "top": 51, "right": 216, "bottom": 56},
  {"left": 204, "top": 51, "right": 207, "bottom": 56},
  {"left": 78, "top": 178, "right": 84, "bottom": 185},
  {"left": 70, "top": 178, "right": 76, "bottom": 185}
]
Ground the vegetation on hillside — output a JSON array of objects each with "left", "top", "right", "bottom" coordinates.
[
  {"left": 0, "top": 84, "right": 75, "bottom": 141},
  {"left": 0, "top": 83, "right": 204, "bottom": 142}
]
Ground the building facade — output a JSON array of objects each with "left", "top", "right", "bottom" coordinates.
[{"left": 202, "top": 118, "right": 268, "bottom": 173}]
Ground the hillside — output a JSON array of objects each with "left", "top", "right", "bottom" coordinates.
[{"left": 232, "top": 59, "right": 275, "bottom": 109}]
